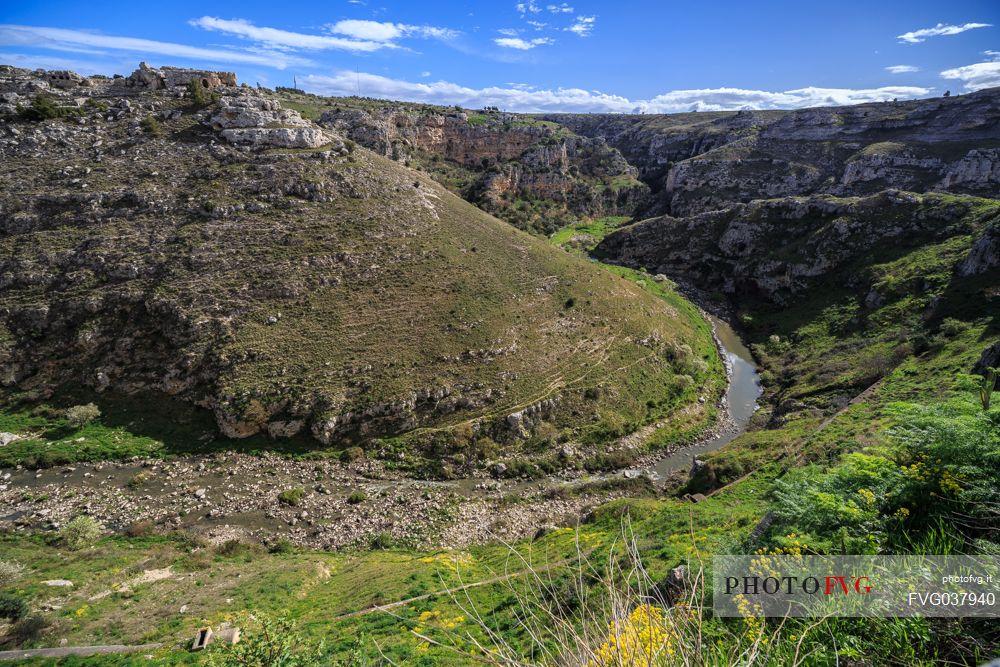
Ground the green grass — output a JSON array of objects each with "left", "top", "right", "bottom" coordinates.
[{"left": 550, "top": 215, "right": 632, "bottom": 254}]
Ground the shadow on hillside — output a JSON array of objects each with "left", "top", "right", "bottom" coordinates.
[{"left": 20, "top": 387, "right": 332, "bottom": 459}]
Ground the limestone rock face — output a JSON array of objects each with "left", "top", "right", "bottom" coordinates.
[
  {"left": 318, "top": 106, "right": 648, "bottom": 231},
  {"left": 596, "top": 191, "right": 995, "bottom": 304},
  {"left": 940, "top": 149, "right": 1000, "bottom": 190},
  {"left": 212, "top": 94, "right": 339, "bottom": 149},
  {"left": 958, "top": 223, "right": 999, "bottom": 277},
  {"left": 125, "top": 62, "right": 236, "bottom": 89},
  {"left": 545, "top": 88, "right": 1000, "bottom": 217}
]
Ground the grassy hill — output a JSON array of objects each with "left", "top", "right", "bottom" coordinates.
[{"left": 0, "top": 87, "right": 719, "bottom": 472}]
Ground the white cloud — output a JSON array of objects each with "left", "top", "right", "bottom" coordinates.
[
  {"left": 190, "top": 16, "right": 386, "bottom": 52},
  {"left": 337, "top": 20, "right": 457, "bottom": 41},
  {"left": 567, "top": 16, "right": 596, "bottom": 37},
  {"left": 897, "top": 22, "right": 991, "bottom": 44},
  {"left": 547, "top": 3, "right": 574, "bottom": 13},
  {"left": 327, "top": 19, "right": 404, "bottom": 42},
  {"left": 527, "top": 20, "right": 548, "bottom": 30},
  {"left": 494, "top": 36, "right": 554, "bottom": 50},
  {"left": 301, "top": 70, "right": 932, "bottom": 113},
  {"left": 516, "top": 1, "right": 542, "bottom": 16},
  {"left": 984, "top": 50, "right": 1000, "bottom": 61},
  {"left": 941, "top": 60, "right": 1000, "bottom": 91},
  {"left": 497, "top": 28, "right": 520, "bottom": 37},
  {"left": 0, "top": 23, "right": 310, "bottom": 69},
  {"left": 885, "top": 64, "right": 919, "bottom": 74},
  {"left": 190, "top": 17, "right": 456, "bottom": 54},
  {"left": 420, "top": 70, "right": 431, "bottom": 77}
]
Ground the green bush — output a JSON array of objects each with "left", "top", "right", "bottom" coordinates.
[
  {"left": 939, "top": 317, "right": 969, "bottom": 337},
  {"left": 340, "top": 446, "right": 365, "bottom": 464},
  {"left": 65, "top": 403, "right": 100, "bottom": 428},
  {"left": 0, "top": 593, "right": 28, "bottom": 621},
  {"left": 370, "top": 532, "right": 394, "bottom": 549},
  {"left": 268, "top": 538, "right": 295, "bottom": 554},
  {"left": 347, "top": 490, "right": 367, "bottom": 505},
  {"left": 215, "top": 539, "right": 264, "bottom": 559},
  {"left": 10, "top": 615, "right": 48, "bottom": 646},
  {"left": 278, "top": 488, "right": 305, "bottom": 506},
  {"left": 207, "top": 612, "right": 326, "bottom": 666},
  {"left": 59, "top": 515, "right": 103, "bottom": 550},
  {"left": 18, "top": 94, "right": 65, "bottom": 121},
  {"left": 141, "top": 115, "right": 163, "bottom": 136},
  {"left": 187, "top": 78, "right": 209, "bottom": 106}
]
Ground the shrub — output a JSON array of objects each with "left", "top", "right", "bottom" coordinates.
[
  {"left": 268, "top": 538, "right": 295, "bottom": 554},
  {"left": 939, "top": 317, "right": 969, "bottom": 337},
  {"left": 215, "top": 539, "right": 264, "bottom": 559},
  {"left": 347, "top": 490, "right": 367, "bottom": 505},
  {"left": 65, "top": 403, "right": 100, "bottom": 428},
  {"left": 127, "top": 472, "right": 150, "bottom": 489},
  {"left": 207, "top": 612, "right": 326, "bottom": 666},
  {"left": 124, "top": 520, "right": 154, "bottom": 538},
  {"left": 59, "top": 515, "right": 103, "bottom": 550},
  {"left": 340, "top": 446, "right": 365, "bottom": 464},
  {"left": 187, "top": 78, "right": 209, "bottom": 106},
  {"left": 370, "top": 532, "right": 394, "bottom": 549},
  {"left": 141, "top": 115, "right": 163, "bottom": 136},
  {"left": 278, "top": 488, "right": 305, "bottom": 506},
  {"left": 0, "top": 593, "right": 28, "bottom": 621},
  {"left": 0, "top": 559, "right": 26, "bottom": 588},
  {"left": 10, "top": 615, "right": 48, "bottom": 646},
  {"left": 18, "top": 94, "right": 63, "bottom": 121}
]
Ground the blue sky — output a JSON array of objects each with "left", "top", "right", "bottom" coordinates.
[{"left": 1, "top": 0, "right": 997, "bottom": 112}]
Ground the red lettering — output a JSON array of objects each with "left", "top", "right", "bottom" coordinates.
[{"left": 824, "top": 576, "right": 849, "bottom": 595}]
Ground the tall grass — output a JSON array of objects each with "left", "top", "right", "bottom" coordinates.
[{"left": 387, "top": 521, "right": 823, "bottom": 666}]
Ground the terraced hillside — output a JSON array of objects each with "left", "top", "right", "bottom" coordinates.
[{"left": 0, "top": 70, "right": 719, "bottom": 471}]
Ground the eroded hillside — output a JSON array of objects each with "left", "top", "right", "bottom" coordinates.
[{"left": 0, "top": 66, "right": 719, "bottom": 469}]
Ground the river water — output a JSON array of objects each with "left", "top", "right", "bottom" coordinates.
[
  {"left": 0, "top": 316, "right": 762, "bottom": 521},
  {"left": 646, "top": 315, "right": 762, "bottom": 480}
]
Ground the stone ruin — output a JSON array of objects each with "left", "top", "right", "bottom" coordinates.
[
  {"left": 125, "top": 62, "right": 236, "bottom": 90},
  {"left": 43, "top": 70, "right": 91, "bottom": 89}
]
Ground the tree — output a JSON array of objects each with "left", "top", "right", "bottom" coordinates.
[
  {"left": 65, "top": 403, "right": 100, "bottom": 428},
  {"left": 208, "top": 612, "right": 327, "bottom": 667},
  {"left": 59, "top": 515, "right": 103, "bottom": 550}
]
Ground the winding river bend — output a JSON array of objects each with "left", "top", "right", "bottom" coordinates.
[
  {"left": 0, "top": 310, "right": 763, "bottom": 548},
  {"left": 648, "top": 315, "right": 762, "bottom": 480}
]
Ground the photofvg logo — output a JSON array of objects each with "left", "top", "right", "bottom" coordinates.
[
  {"left": 723, "top": 574, "right": 873, "bottom": 597},
  {"left": 713, "top": 555, "right": 1000, "bottom": 618}
]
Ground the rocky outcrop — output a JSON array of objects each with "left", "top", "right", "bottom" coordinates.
[
  {"left": 318, "top": 105, "right": 648, "bottom": 232},
  {"left": 958, "top": 222, "right": 999, "bottom": 277},
  {"left": 125, "top": 62, "right": 236, "bottom": 89},
  {"left": 211, "top": 94, "right": 339, "bottom": 149},
  {"left": 596, "top": 191, "right": 997, "bottom": 304},
  {"left": 547, "top": 89, "right": 1000, "bottom": 217}
]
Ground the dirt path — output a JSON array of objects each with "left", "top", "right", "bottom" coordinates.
[{"left": 0, "top": 643, "right": 163, "bottom": 661}]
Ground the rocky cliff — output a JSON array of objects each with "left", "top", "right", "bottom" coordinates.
[
  {"left": 547, "top": 88, "right": 1000, "bottom": 217},
  {"left": 315, "top": 102, "right": 649, "bottom": 233},
  {"left": 596, "top": 191, "right": 1000, "bottom": 305}
]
